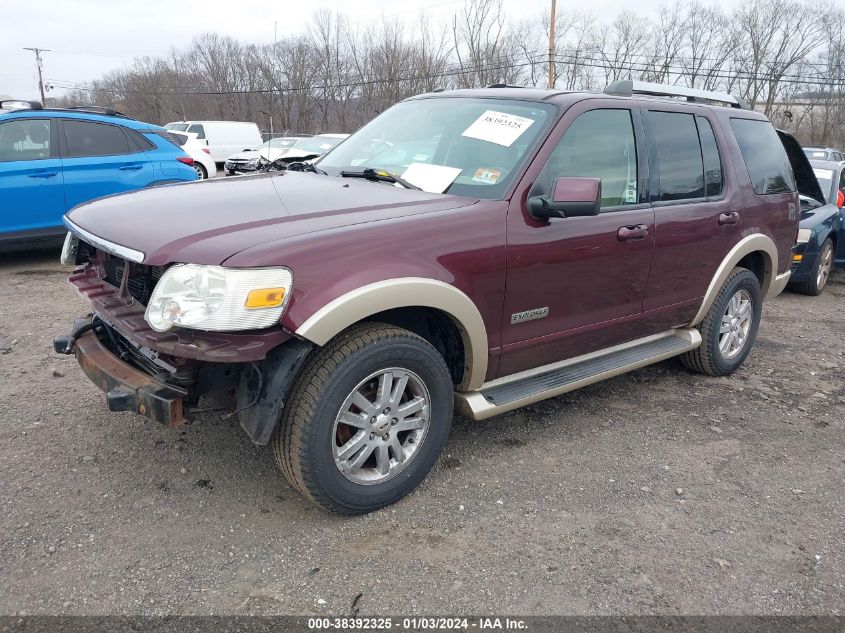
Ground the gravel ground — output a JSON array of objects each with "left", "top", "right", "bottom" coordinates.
[{"left": 0, "top": 247, "right": 842, "bottom": 616}]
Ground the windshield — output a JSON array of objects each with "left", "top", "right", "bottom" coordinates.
[
  {"left": 813, "top": 168, "right": 834, "bottom": 202},
  {"left": 317, "top": 98, "right": 556, "bottom": 197},
  {"left": 166, "top": 123, "right": 189, "bottom": 132},
  {"left": 294, "top": 136, "right": 345, "bottom": 153}
]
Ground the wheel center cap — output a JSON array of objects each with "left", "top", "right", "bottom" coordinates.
[{"left": 373, "top": 416, "right": 391, "bottom": 434}]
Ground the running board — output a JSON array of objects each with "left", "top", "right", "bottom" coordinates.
[{"left": 455, "top": 329, "right": 701, "bottom": 420}]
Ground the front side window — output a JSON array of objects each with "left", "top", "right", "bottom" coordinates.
[
  {"left": 318, "top": 98, "right": 556, "bottom": 198},
  {"left": 0, "top": 119, "right": 51, "bottom": 162},
  {"left": 645, "top": 111, "right": 704, "bottom": 202},
  {"left": 730, "top": 118, "right": 795, "bottom": 195},
  {"left": 63, "top": 120, "right": 131, "bottom": 157},
  {"left": 534, "top": 108, "right": 638, "bottom": 210}
]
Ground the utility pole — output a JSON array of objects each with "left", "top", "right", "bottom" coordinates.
[
  {"left": 23, "top": 47, "right": 50, "bottom": 104},
  {"left": 547, "top": 0, "right": 556, "bottom": 89}
]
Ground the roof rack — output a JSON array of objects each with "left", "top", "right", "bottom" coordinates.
[
  {"left": 0, "top": 100, "right": 43, "bottom": 111},
  {"left": 64, "top": 105, "right": 129, "bottom": 118},
  {"left": 604, "top": 80, "right": 750, "bottom": 110},
  {"left": 486, "top": 83, "right": 530, "bottom": 89}
]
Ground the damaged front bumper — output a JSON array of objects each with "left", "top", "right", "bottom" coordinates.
[{"left": 57, "top": 317, "right": 188, "bottom": 426}]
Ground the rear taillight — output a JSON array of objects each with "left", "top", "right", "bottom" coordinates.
[
  {"left": 177, "top": 156, "right": 194, "bottom": 166},
  {"left": 837, "top": 189, "right": 844, "bottom": 208},
  {"left": 202, "top": 148, "right": 211, "bottom": 155}
]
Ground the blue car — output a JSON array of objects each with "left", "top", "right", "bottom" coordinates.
[
  {"left": 788, "top": 158, "right": 845, "bottom": 295},
  {"left": 0, "top": 101, "right": 197, "bottom": 248}
]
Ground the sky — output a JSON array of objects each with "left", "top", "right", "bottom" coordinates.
[{"left": 3, "top": 0, "right": 743, "bottom": 101}]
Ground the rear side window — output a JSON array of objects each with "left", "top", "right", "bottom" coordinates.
[
  {"left": 697, "top": 117, "right": 723, "bottom": 198},
  {"left": 63, "top": 120, "right": 131, "bottom": 157},
  {"left": 0, "top": 119, "right": 52, "bottom": 162},
  {"left": 645, "top": 111, "right": 704, "bottom": 201},
  {"left": 125, "top": 128, "right": 155, "bottom": 151},
  {"left": 187, "top": 124, "right": 205, "bottom": 139},
  {"left": 729, "top": 118, "right": 795, "bottom": 194}
]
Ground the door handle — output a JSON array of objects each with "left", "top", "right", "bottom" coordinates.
[
  {"left": 718, "top": 211, "right": 740, "bottom": 226},
  {"left": 617, "top": 224, "right": 649, "bottom": 242},
  {"left": 118, "top": 164, "right": 143, "bottom": 171},
  {"left": 28, "top": 171, "right": 58, "bottom": 179}
]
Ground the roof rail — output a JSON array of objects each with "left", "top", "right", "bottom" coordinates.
[
  {"left": 0, "top": 100, "right": 43, "bottom": 111},
  {"left": 64, "top": 105, "right": 129, "bottom": 118},
  {"left": 604, "top": 80, "right": 750, "bottom": 110}
]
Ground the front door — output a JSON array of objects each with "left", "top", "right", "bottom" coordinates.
[
  {"left": 0, "top": 118, "right": 65, "bottom": 237},
  {"left": 500, "top": 103, "right": 655, "bottom": 377}
]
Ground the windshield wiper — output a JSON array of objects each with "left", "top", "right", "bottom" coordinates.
[{"left": 339, "top": 167, "right": 420, "bottom": 190}]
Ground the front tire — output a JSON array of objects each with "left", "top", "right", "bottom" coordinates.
[
  {"left": 273, "top": 322, "right": 453, "bottom": 514},
  {"left": 789, "top": 237, "right": 833, "bottom": 296},
  {"left": 680, "top": 267, "right": 762, "bottom": 376}
]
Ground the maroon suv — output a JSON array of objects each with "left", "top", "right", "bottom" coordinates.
[{"left": 56, "top": 81, "right": 811, "bottom": 514}]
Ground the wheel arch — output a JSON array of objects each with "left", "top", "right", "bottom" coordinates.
[
  {"left": 294, "top": 278, "right": 488, "bottom": 390},
  {"left": 690, "top": 234, "right": 778, "bottom": 327}
]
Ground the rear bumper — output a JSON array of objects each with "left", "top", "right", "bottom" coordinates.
[{"left": 71, "top": 326, "right": 188, "bottom": 426}]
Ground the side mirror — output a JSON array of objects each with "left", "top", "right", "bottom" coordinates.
[{"left": 528, "top": 177, "right": 601, "bottom": 220}]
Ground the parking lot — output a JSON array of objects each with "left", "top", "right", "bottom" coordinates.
[{"left": 0, "top": 247, "right": 842, "bottom": 616}]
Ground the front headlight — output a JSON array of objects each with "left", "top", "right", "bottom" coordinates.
[
  {"left": 796, "top": 228, "right": 812, "bottom": 244},
  {"left": 145, "top": 264, "right": 292, "bottom": 332},
  {"left": 247, "top": 157, "right": 260, "bottom": 167}
]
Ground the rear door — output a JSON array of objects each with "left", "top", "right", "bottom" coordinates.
[
  {"left": 640, "top": 107, "right": 739, "bottom": 325},
  {"left": 59, "top": 118, "right": 155, "bottom": 210},
  {"left": 0, "top": 117, "right": 65, "bottom": 236}
]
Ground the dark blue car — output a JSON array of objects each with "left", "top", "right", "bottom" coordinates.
[
  {"left": 0, "top": 101, "right": 197, "bottom": 248},
  {"left": 789, "top": 158, "right": 845, "bottom": 295}
]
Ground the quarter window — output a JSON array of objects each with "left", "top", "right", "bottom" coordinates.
[
  {"left": 536, "top": 109, "right": 638, "bottom": 210},
  {"left": 63, "top": 120, "right": 131, "bottom": 157},
  {"left": 645, "top": 111, "right": 704, "bottom": 201},
  {"left": 0, "top": 119, "right": 51, "bottom": 162},
  {"left": 187, "top": 124, "right": 206, "bottom": 139},
  {"left": 696, "top": 117, "right": 723, "bottom": 198},
  {"left": 729, "top": 118, "right": 795, "bottom": 195}
]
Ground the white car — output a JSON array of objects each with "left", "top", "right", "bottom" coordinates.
[
  {"left": 223, "top": 136, "right": 310, "bottom": 175},
  {"left": 225, "top": 134, "right": 349, "bottom": 175},
  {"left": 164, "top": 120, "right": 262, "bottom": 162},
  {"left": 167, "top": 131, "right": 217, "bottom": 180}
]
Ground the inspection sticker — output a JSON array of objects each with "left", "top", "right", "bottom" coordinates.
[
  {"left": 472, "top": 168, "right": 502, "bottom": 184},
  {"left": 461, "top": 110, "right": 535, "bottom": 147}
]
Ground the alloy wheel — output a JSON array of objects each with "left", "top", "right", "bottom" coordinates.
[
  {"left": 718, "top": 289, "right": 753, "bottom": 360},
  {"left": 332, "top": 368, "right": 431, "bottom": 485},
  {"left": 817, "top": 242, "right": 833, "bottom": 290}
]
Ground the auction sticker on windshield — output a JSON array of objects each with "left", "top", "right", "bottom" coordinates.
[
  {"left": 461, "top": 110, "right": 535, "bottom": 147},
  {"left": 402, "top": 162, "right": 463, "bottom": 193},
  {"left": 472, "top": 168, "right": 502, "bottom": 184}
]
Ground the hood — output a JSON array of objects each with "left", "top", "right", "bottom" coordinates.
[
  {"left": 777, "top": 129, "right": 826, "bottom": 205},
  {"left": 65, "top": 172, "right": 477, "bottom": 266}
]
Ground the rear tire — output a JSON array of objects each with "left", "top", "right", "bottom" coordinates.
[
  {"left": 193, "top": 163, "right": 207, "bottom": 180},
  {"left": 273, "top": 322, "right": 453, "bottom": 514},
  {"left": 789, "top": 237, "right": 833, "bottom": 296},
  {"left": 680, "top": 267, "right": 762, "bottom": 376}
]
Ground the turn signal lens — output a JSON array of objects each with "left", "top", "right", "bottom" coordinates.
[
  {"left": 793, "top": 254, "right": 803, "bottom": 262},
  {"left": 245, "top": 287, "right": 286, "bottom": 309}
]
